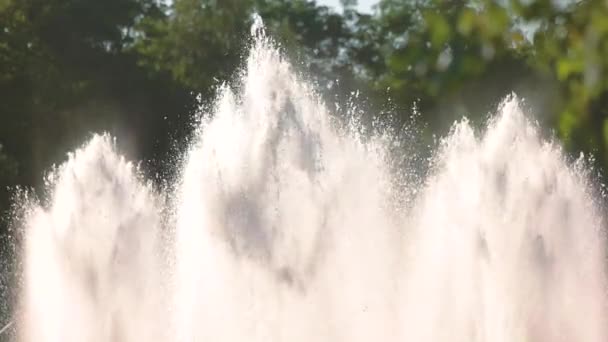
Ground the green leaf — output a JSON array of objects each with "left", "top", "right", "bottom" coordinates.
[
  {"left": 425, "top": 12, "right": 450, "bottom": 47},
  {"left": 603, "top": 119, "right": 608, "bottom": 148},
  {"left": 556, "top": 58, "right": 584, "bottom": 80},
  {"left": 457, "top": 9, "right": 475, "bottom": 36}
]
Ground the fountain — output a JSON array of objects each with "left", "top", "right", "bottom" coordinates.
[{"left": 11, "top": 19, "right": 608, "bottom": 342}]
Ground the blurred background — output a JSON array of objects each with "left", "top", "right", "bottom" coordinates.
[{"left": 0, "top": 0, "right": 607, "bottom": 326}]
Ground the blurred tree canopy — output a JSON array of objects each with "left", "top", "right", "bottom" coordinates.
[{"left": 1, "top": 0, "right": 608, "bottom": 235}]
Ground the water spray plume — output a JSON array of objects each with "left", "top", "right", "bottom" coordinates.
[{"left": 10, "top": 19, "right": 607, "bottom": 342}]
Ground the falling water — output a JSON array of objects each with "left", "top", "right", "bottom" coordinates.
[{"left": 12, "top": 19, "right": 608, "bottom": 342}]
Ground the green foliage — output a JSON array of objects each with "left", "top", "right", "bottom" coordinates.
[
  {"left": 361, "top": 0, "right": 608, "bottom": 175},
  {"left": 136, "top": 0, "right": 254, "bottom": 90},
  {"left": 134, "top": 0, "right": 378, "bottom": 106},
  {"left": 370, "top": 1, "right": 542, "bottom": 131},
  {"left": 0, "top": 0, "right": 194, "bottom": 187},
  {"left": 521, "top": 0, "right": 608, "bottom": 169}
]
